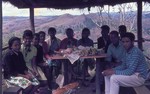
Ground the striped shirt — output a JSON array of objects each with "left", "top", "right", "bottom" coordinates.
[{"left": 113, "top": 46, "right": 148, "bottom": 79}]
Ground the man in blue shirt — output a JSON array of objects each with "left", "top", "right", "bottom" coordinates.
[
  {"left": 102, "top": 32, "right": 148, "bottom": 94},
  {"left": 106, "top": 31, "right": 126, "bottom": 68},
  {"left": 46, "top": 27, "right": 61, "bottom": 89}
]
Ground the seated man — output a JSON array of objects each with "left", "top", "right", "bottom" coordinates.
[
  {"left": 78, "top": 28, "right": 94, "bottom": 86},
  {"left": 94, "top": 25, "right": 111, "bottom": 92},
  {"left": 102, "top": 32, "right": 148, "bottom": 94},
  {"left": 46, "top": 27, "right": 61, "bottom": 79},
  {"left": 119, "top": 25, "right": 127, "bottom": 39},
  {"left": 59, "top": 28, "right": 78, "bottom": 85},
  {"left": 32, "top": 33, "right": 54, "bottom": 90},
  {"left": 38, "top": 31, "right": 48, "bottom": 56},
  {"left": 106, "top": 30, "right": 126, "bottom": 68},
  {"left": 97, "top": 25, "right": 111, "bottom": 53},
  {"left": 21, "top": 30, "right": 39, "bottom": 77}
]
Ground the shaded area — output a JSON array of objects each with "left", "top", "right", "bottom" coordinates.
[{"left": 3, "top": 0, "right": 150, "bottom": 9}]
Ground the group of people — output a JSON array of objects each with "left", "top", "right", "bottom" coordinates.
[
  {"left": 97, "top": 25, "right": 148, "bottom": 94},
  {"left": 2, "top": 25, "right": 149, "bottom": 94}
]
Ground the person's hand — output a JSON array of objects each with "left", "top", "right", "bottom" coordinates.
[
  {"left": 41, "top": 63, "right": 48, "bottom": 66},
  {"left": 34, "top": 72, "right": 40, "bottom": 77},
  {"left": 39, "top": 63, "right": 48, "bottom": 66},
  {"left": 31, "top": 70, "right": 39, "bottom": 77},
  {"left": 102, "top": 69, "right": 115, "bottom": 76},
  {"left": 23, "top": 75, "right": 31, "bottom": 79},
  {"left": 54, "top": 50, "right": 61, "bottom": 54},
  {"left": 26, "top": 73, "right": 33, "bottom": 79}
]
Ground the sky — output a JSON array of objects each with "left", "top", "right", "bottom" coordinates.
[
  {"left": 2, "top": 2, "right": 98, "bottom": 16},
  {"left": 2, "top": 2, "right": 150, "bottom": 16}
]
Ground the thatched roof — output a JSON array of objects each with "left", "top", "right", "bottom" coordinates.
[{"left": 3, "top": 0, "right": 150, "bottom": 9}]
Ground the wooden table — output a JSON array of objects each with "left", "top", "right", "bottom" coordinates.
[
  {"left": 46, "top": 54, "right": 107, "bottom": 60},
  {"left": 46, "top": 54, "right": 107, "bottom": 94}
]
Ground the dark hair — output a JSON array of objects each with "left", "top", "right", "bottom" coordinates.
[
  {"left": 33, "top": 33, "right": 40, "bottom": 38},
  {"left": 23, "top": 30, "right": 33, "bottom": 39},
  {"left": 122, "top": 32, "right": 135, "bottom": 41},
  {"left": 48, "top": 27, "right": 56, "bottom": 35},
  {"left": 101, "top": 25, "right": 110, "bottom": 31},
  {"left": 8, "top": 37, "right": 21, "bottom": 49},
  {"left": 82, "top": 28, "right": 90, "bottom": 36},
  {"left": 39, "top": 31, "right": 46, "bottom": 36},
  {"left": 110, "top": 30, "right": 119, "bottom": 37},
  {"left": 66, "top": 28, "right": 73, "bottom": 34},
  {"left": 119, "top": 25, "right": 127, "bottom": 31}
]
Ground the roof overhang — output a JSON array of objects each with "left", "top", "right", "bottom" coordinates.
[{"left": 3, "top": 0, "right": 150, "bottom": 9}]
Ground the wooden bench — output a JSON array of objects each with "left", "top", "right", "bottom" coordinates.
[
  {"left": 2, "top": 72, "right": 22, "bottom": 94},
  {"left": 134, "top": 68, "right": 150, "bottom": 94},
  {"left": 119, "top": 87, "right": 136, "bottom": 94},
  {"left": 134, "top": 80, "right": 150, "bottom": 94},
  {"left": 3, "top": 87, "right": 22, "bottom": 94},
  {"left": 119, "top": 67, "right": 150, "bottom": 94}
]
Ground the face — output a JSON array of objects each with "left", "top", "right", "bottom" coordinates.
[
  {"left": 119, "top": 30, "right": 126, "bottom": 37},
  {"left": 101, "top": 30, "right": 109, "bottom": 38},
  {"left": 33, "top": 36, "right": 39, "bottom": 45},
  {"left": 23, "top": 36, "right": 32, "bottom": 46},
  {"left": 11, "top": 40, "right": 21, "bottom": 52},
  {"left": 39, "top": 33, "right": 45, "bottom": 42},
  {"left": 66, "top": 31, "right": 73, "bottom": 39},
  {"left": 82, "top": 31, "right": 89, "bottom": 39},
  {"left": 122, "top": 37, "right": 133, "bottom": 51},
  {"left": 110, "top": 34, "right": 119, "bottom": 44},
  {"left": 49, "top": 31, "right": 56, "bottom": 39}
]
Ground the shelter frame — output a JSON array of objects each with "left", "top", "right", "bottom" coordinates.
[{"left": 0, "top": 0, "right": 146, "bottom": 94}]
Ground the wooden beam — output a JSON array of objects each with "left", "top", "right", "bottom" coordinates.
[
  {"left": 19, "top": 0, "right": 32, "bottom": 8},
  {"left": 137, "top": 0, "right": 143, "bottom": 50},
  {"left": 30, "top": 7, "right": 35, "bottom": 33},
  {"left": 0, "top": 0, "right": 2, "bottom": 94}
]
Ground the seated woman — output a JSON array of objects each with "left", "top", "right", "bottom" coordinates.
[{"left": 3, "top": 37, "right": 39, "bottom": 94}]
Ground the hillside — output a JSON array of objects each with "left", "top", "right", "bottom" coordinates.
[{"left": 2, "top": 12, "right": 150, "bottom": 48}]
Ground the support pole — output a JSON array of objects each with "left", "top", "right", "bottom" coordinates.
[
  {"left": 137, "top": 0, "right": 143, "bottom": 50},
  {"left": 0, "top": 0, "right": 2, "bottom": 94},
  {"left": 96, "top": 61, "right": 101, "bottom": 94},
  {"left": 30, "top": 7, "right": 35, "bottom": 33}
]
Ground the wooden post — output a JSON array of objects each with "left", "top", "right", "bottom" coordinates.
[
  {"left": 137, "top": 0, "right": 143, "bottom": 50},
  {"left": 0, "top": 0, "right": 2, "bottom": 94},
  {"left": 30, "top": 7, "right": 35, "bottom": 33},
  {"left": 96, "top": 61, "right": 102, "bottom": 94}
]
